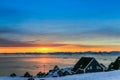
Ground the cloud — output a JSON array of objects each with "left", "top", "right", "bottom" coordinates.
[
  {"left": 96, "top": 26, "right": 120, "bottom": 37},
  {"left": 0, "top": 35, "right": 68, "bottom": 47},
  {"left": 82, "top": 26, "right": 120, "bottom": 38},
  {"left": 0, "top": 36, "right": 116, "bottom": 48},
  {"left": 0, "top": 37, "right": 34, "bottom": 47},
  {"left": 0, "top": 37, "right": 66, "bottom": 47},
  {"left": 0, "top": 26, "right": 18, "bottom": 34}
]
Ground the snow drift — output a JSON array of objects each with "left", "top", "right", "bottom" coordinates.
[{"left": 0, "top": 70, "right": 120, "bottom": 80}]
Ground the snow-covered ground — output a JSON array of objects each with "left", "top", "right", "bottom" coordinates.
[{"left": 0, "top": 70, "right": 120, "bottom": 80}]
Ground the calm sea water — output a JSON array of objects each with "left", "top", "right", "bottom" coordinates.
[{"left": 0, "top": 54, "right": 119, "bottom": 76}]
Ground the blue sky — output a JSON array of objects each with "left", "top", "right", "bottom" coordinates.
[
  {"left": 0, "top": 0, "right": 120, "bottom": 50},
  {"left": 1, "top": 0, "right": 120, "bottom": 20}
]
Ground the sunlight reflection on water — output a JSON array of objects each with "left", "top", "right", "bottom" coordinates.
[{"left": 0, "top": 54, "right": 119, "bottom": 76}]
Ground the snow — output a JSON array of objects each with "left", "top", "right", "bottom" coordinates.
[
  {"left": 45, "top": 67, "right": 73, "bottom": 77},
  {"left": 0, "top": 70, "right": 120, "bottom": 80},
  {"left": 60, "top": 67, "right": 73, "bottom": 74}
]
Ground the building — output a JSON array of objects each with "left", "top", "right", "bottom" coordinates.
[
  {"left": 72, "top": 57, "right": 106, "bottom": 74},
  {"left": 108, "top": 57, "right": 120, "bottom": 70}
]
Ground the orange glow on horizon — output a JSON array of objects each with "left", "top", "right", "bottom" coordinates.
[{"left": 0, "top": 45, "right": 120, "bottom": 53}]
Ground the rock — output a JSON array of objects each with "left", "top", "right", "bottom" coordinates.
[
  {"left": 10, "top": 73, "right": 16, "bottom": 77},
  {"left": 24, "top": 72, "right": 31, "bottom": 77}
]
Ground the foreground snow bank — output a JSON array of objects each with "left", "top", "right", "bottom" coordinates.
[{"left": 0, "top": 70, "right": 120, "bottom": 80}]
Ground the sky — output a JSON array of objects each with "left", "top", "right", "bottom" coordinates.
[{"left": 0, "top": 0, "right": 120, "bottom": 53}]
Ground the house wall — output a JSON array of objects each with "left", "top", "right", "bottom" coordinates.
[
  {"left": 75, "top": 69, "right": 84, "bottom": 74},
  {"left": 113, "top": 58, "right": 120, "bottom": 70},
  {"left": 85, "top": 60, "right": 104, "bottom": 73}
]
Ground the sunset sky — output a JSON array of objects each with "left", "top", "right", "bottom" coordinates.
[{"left": 0, "top": 0, "right": 120, "bottom": 53}]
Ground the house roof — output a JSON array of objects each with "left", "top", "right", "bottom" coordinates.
[
  {"left": 115, "top": 56, "right": 120, "bottom": 62},
  {"left": 72, "top": 57, "right": 94, "bottom": 71},
  {"left": 114, "top": 56, "right": 120, "bottom": 65}
]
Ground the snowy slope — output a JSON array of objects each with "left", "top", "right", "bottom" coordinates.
[
  {"left": 0, "top": 70, "right": 120, "bottom": 80},
  {"left": 45, "top": 67, "right": 73, "bottom": 77}
]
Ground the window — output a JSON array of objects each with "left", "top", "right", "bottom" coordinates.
[
  {"left": 97, "top": 66, "right": 101, "bottom": 69},
  {"left": 87, "top": 66, "right": 92, "bottom": 70},
  {"left": 90, "top": 66, "right": 92, "bottom": 69}
]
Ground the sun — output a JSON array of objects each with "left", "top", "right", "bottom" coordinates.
[
  {"left": 40, "top": 48, "right": 49, "bottom": 51},
  {"left": 37, "top": 47, "right": 54, "bottom": 53}
]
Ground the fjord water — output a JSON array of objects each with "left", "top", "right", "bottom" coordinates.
[{"left": 0, "top": 54, "right": 119, "bottom": 76}]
